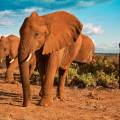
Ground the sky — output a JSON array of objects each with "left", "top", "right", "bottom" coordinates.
[{"left": 0, "top": 0, "right": 120, "bottom": 53}]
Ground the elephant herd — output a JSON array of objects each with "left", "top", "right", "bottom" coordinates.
[{"left": 0, "top": 11, "right": 95, "bottom": 107}]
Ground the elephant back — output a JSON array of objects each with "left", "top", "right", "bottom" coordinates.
[{"left": 75, "top": 34, "right": 95, "bottom": 63}]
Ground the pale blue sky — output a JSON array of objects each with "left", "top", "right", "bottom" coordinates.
[{"left": 0, "top": 0, "right": 119, "bottom": 53}]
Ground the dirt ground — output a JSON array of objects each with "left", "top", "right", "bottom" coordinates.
[{"left": 0, "top": 79, "right": 120, "bottom": 120}]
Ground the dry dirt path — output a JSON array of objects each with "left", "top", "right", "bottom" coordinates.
[{"left": 0, "top": 80, "right": 120, "bottom": 120}]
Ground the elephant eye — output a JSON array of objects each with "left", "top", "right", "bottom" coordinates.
[
  {"left": 4, "top": 48, "right": 7, "bottom": 51},
  {"left": 34, "top": 32, "right": 39, "bottom": 37}
]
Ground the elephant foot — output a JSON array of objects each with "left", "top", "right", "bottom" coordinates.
[
  {"left": 39, "top": 90, "right": 43, "bottom": 97},
  {"left": 5, "top": 79, "right": 15, "bottom": 84},
  {"left": 5, "top": 79, "right": 19, "bottom": 84},
  {"left": 23, "top": 101, "right": 31, "bottom": 107},
  {"left": 54, "top": 96, "right": 65, "bottom": 102},
  {"left": 57, "top": 89, "right": 65, "bottom": 101},
  {"left": 39, "top": 97, "right": 53, "bottom": 106},
  {"left": 57, "top": 95, "right": 65, "bottom": 101},
  {"left": 22, "top": 96, "right": 32, "bottom": 107}
]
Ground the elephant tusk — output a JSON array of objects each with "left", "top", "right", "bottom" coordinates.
[
  {"left": 9, "top": 59, "right": 15, "bottom": 63},
  {"left": 26, "top": 53, "right": 32, "bottom": 62},
  {"left": 0, "top": 58, "right": 3, "bottom": 63},
  {"left": 0, "top": 58, "right": 6, "bottom": 63}
]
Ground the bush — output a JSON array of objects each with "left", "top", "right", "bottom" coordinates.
[
  {"left": 68, "top": 67, "right": 96, "bottom": 88},
  {"left": 77, "top": 73, "right": 96, "bottom": 87},
  {"left": 95, "top": 70, "right": 119, "bottom": 88},
  {"left": 67, "top": 54, "right": 119, "bottom": 88}
]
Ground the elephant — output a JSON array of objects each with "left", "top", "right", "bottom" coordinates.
[
  {"left": 0, "top": 35, "right": 36, "bottom": 83},
  {"left": 18, "top": 11, "right": 83, "bottom": 107},
  {"left": 0, "top": 35, "right": 20, "bottom": 83},
  {"left": 74, "top": 34, "right": 95, "bottom": 64}
]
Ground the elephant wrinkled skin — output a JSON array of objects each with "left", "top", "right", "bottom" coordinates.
[
  {"left": 18, "top": 11, "right": 83, "bottom": 107},
  {"left": 0, "top": 35, "right": 36, "bottom": 83}
]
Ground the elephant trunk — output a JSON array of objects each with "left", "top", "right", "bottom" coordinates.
[
  {"left": 19, "top": 62, "right": 30, "bottom": 107},
  {"left": 18, "top": 41, "right": 31, "bottom": 107}
]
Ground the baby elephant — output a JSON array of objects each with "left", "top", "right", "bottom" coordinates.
[{"left": 0, "top": 35, "right": 36, "bottom": 83}]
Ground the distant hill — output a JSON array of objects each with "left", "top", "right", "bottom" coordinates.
[
  {"left": 95, "top": 53, "right": 119, "bottom": 56},
  {"left": 96, "top": 47, "right": 119, "bottom": 54}
]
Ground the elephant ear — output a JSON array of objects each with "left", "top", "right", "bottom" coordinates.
[
  {"left": 0, "top": 36, "right": 6, "bottom": 43},
  {"left": 42, "top": 16, "right": 83, "bottom": 54},
  {"left": 30, "top": 11, "right": 38, "bottom": 18},
  {"left": 0, "top": 36, "right": 5, "bottom": 40}
]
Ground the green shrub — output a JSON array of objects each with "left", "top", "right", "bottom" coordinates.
[
  {"left": 68, "top": 67, "right": 78, "bottom": 78},
  {"left": 68, "top": 68, "right": 96, "bottom": 88},
  {"left": 67, "top": 54, "right": 119, "bottom": 88},
  {"left": 77, "top": 73, "right": 96, "bottom": 87},
  {"left": 95, "top": 70, "right": 119, "bottom": 88}
]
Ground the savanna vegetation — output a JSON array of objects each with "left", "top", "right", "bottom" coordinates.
[{"left": 31, "top": 53, "right": 119, "bottom": 89}]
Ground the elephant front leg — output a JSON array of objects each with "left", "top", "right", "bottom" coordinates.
[
  {"left": 57, "top": 68, "right": 68, "bottom": 100},
  {"left": 40, "top": 53, "right": 58, "bottom": 106},
  {"left": 5, "top": 58, "right": 18, "bottom": 83},
  {"left": 5, "top": 69, "right": 14, "bottom": 83}
]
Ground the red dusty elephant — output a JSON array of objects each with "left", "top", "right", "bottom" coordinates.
[
  {"left": 74, "top": 34, "right": 95, "bottom": 64},
  {"left": 18, "top": 11, "right": 83, "bottom": 107},
  {"left": 0, "top": 35, "right": 36, "bottom": 83}
]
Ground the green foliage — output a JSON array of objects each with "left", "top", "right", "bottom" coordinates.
[
  {"left": 68, "top": 67, "right": 78, "bottom": 78},
  {"left": 67, "top": 54, "right": 119, "bottom": 88},
  {"left": 77, "top": 73, "right": 96, "bottom": 87},
  {"left": 68, "top": 68, "right": 95, "bottom": 87},
  {"left": 95, "top": 70, "right": 118, "bottom": 87}
]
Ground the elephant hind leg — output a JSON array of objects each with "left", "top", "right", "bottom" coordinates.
[{"left": 57, "top": 68, "right": 68, "bottom": 101}]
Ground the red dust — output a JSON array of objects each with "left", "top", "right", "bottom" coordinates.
[{"left": 0, "top": 79, "right": 120, "bottom": 120}]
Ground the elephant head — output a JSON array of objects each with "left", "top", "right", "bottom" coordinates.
[
  {"left": 0, "top": 36, "right": 10, "bottom": 63},
  {"left": 18, "top": 11, "right": 83, "bottom": 106},
  {"left": 19, "top": 11, "right": 82, "bottom": 60},
  {"left": 0, "top": 35, "right": 19, "bottom": 63}
]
